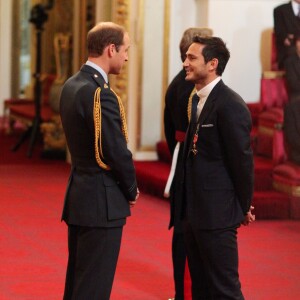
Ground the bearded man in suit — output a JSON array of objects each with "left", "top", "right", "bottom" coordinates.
[
  {"left": 60, "top": 22, "right": 139, "bottom": 300},
  {"left": 182, "top": 36, "right": 255, "bottom": 299},
  {"left": 274, "top": 0, "right": 300, "bottom": 69}
]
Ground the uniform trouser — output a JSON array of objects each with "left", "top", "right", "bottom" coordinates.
[
  {"left": 183, "top": 221, "right": 244, "bottom": 300},
  {"left": 63, "top": 225, "right": 123, "bottom": 300}
]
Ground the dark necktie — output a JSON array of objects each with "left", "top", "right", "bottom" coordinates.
[
  {"left": 191, "top": 93, "right": 199, "bottom": 124},
  {"left": 187, "top": 93, "right": 199, "bottom": 152}
]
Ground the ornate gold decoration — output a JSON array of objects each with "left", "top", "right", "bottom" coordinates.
[
  {"left": 161, "top": 0, "right": 170, "bottom": 140},
  {"left": 93, "top": 87, "right": 129, "bottom": 170},
  {"left": 263, "top": 71, "right": 286, "bottom": 79},
  {"left": 258, "top": 125, "right": 283, "bottom": 136},
  {"left": 273, "top": 181, "right": 300, "bottom": 197},
  {"left": 49, "top": 33, "right": 71, "bottom": 113},
  {"left": 53, "top": 33, "right": 71, "bottom": 84},
  {"left": 110, "top": 0, "right": 130, "bottom": 112},
  {"left": 40, "top": 115, "right": 66, "bottom": 150},
  {"left": 258, "top": 126, "right": 275, "bottom": 136}
]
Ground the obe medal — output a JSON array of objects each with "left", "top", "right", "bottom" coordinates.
[{"left": 191, "top": 133, "right": 198, "bottom": 155}]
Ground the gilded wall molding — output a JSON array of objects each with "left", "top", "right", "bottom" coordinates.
[
  {"left": 11, "top": 0, "right": 20, "bottom": 97},
  {"left": 161, "top": 0, "right": 170, "bottom": 141},
  {"left": 110, "top": 0, "right": 130, "bottom": 112}
]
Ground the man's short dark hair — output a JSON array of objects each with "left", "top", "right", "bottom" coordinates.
[
  {"left": 192, "top": 36, "right": 230, "bottom": 76},
  {"left": 179, "top": 27, "right": 213, "bottom": 62}
]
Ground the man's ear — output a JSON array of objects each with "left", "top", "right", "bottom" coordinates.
[
  {"left": 209, "top": 58, "right": 218, "bottom": 72},
  {"left": 107, "top": 44, "right": 115, "bottom": 57}
]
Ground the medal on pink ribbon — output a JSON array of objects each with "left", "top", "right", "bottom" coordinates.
[{"left": 191, "top": 124, "right": 199, "bottom": 155}]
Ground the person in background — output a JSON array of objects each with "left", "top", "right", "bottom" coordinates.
[
  {"left": 284, "top": 33, "right": 300, "bottom": 102},
  {"left": 273, "top": 0, "right": 300, "bottom": 70},
  {"left": 164, "top": 27, "right": 212, "bottom": 300},
  {"left": 283, "top": 99, "right": 300, "bottom": 164},
  {"left": 283, "top": 34, "right": 300, "bottom": 165},
  {"left": 182, "top": 36, "right": 255, "bottom": 299},
  {"left": 59, "top": 22, "right": 139, "bottom": 300}
]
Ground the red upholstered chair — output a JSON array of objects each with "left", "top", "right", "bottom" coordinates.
[
  {"left": 256, "top": 73, "right": 288, "bottom": 161},
  {"left": 255, "top": 29, "right": 288, "bottom": 162},
  {"left": 273, "top": 129, "right": 288, "bottom": 166},
  {"left": 3, "top": 98, "right": 33, "bottom": 133},
  {"left": 271, "top": 105, "right": 300, "bottom": 219},
  {"left": 247, "top": 102, "right": 264, "bottom": 154},
  {"left": 5, "top": 74, "right": 56, "bottom": 133},
  {"left": 273, "top": 162, "right": 300, "bottom": 218},
  {"left": 273, "top": 162, "right": 300, "bottom": 196}
]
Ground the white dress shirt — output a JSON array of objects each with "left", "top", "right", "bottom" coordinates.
[
  {"left": 291, "top": 0, "right": 300, "bottom": 16},
  {"left": 196, "top": 76, "right": 221, "bottom": 119},
  {"left": 86, "top": 60, "right": 109, "bottom": 83}
]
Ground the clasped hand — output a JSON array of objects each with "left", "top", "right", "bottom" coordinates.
[
  {"left": 129, "top": 188, "right": 140, "bottom": 208},
  {"left": 242, "top": 206, "right": 255, "bottom": 226}
]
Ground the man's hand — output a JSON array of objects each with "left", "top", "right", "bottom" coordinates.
[
  {"left": 242, "top": 206, "right": 255, "bottom": 226},
  {"left": 129, "top": 188, "right": 140, "bottom": 208},
  {"left": 284, "top": 34, "right": 294, "bottom": 46}
]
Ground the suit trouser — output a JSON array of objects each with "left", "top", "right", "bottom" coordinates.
[
  {"left": 172, "top": 230, "right": 186, "bottom": 300},
  {"left": 183, "top": 221, "right": 244, "bottom": 300},
  {"left": 63, "top": 225, "right": 123, "bottom": 300}
]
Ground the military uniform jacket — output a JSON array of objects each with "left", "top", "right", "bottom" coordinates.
[
  {"left": 183, "top": 80, "right": 254, "bottom": 230},
  {"left": 60, "top": 64, "right": 137, "bottom": 228}
]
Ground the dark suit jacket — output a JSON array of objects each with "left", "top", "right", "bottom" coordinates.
[
  {"left": 284, "top": 53, "right": 300, "bottom": 102},
  {"left": 60, "top": 64, "right": 137, "bottom": 228},
  {"left": 274, "top": 2, "right": 300, "bottom": 69},
  {"left": 164, "top": 69, "right": 194, "bottom": 153},
  {"left": 164, "top": 69, "right": 195, "bottom": 230},
  {"left": 284, "top": 100, "right": 300, "bottom": 164},
  {"left": 183, "top": 80, "right": 254, "bottom": 230}
]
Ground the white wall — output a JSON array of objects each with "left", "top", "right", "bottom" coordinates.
[
  {"left": 168, "top": 0, "right": 198, "bottom": 82},
  {"left": 167, "top": 0, "right": 284, "bottom": 103},
  {"left": 140, "top": 0, "right": 165, "bottom": 148},
  {"left": 207, "top": 0, "right": 283, "bottom": 103},
  {"left": 138, "top": 0, "right": 285, "bottom": 153},
  {"left": 0, "top": 1, "right": 13, "bottom": 115}
]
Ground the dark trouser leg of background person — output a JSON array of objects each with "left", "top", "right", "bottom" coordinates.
[
  {"left": 184, "top": 221, "right": 244, "bottom": 300},
  {"left": 172, "top": 230, "right": 186, "bottom": 300},
  {"left": 63, "top": 225, "right": 123, "bottom": 300}
]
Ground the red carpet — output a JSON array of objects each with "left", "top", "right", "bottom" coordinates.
[{"left": 1, "top": 127, "right": 300, "bottom": 299}]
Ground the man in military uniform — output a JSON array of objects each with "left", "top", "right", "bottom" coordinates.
[{"left": 60, "top": 22, "right": 139, "bottom": 300}]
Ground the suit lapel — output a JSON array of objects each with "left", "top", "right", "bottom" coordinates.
[
  {"left": 185, "top": 80, "right": 223, "bottom": 158},
  {"left": 197, "top": 80, "right": 223, "bottom": 125},
  {"left": 286, "top": 3, "right": 300, "bottom": 27},
  {"left": 183, "top": 120, "right": 194, "bottom": 160}
]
